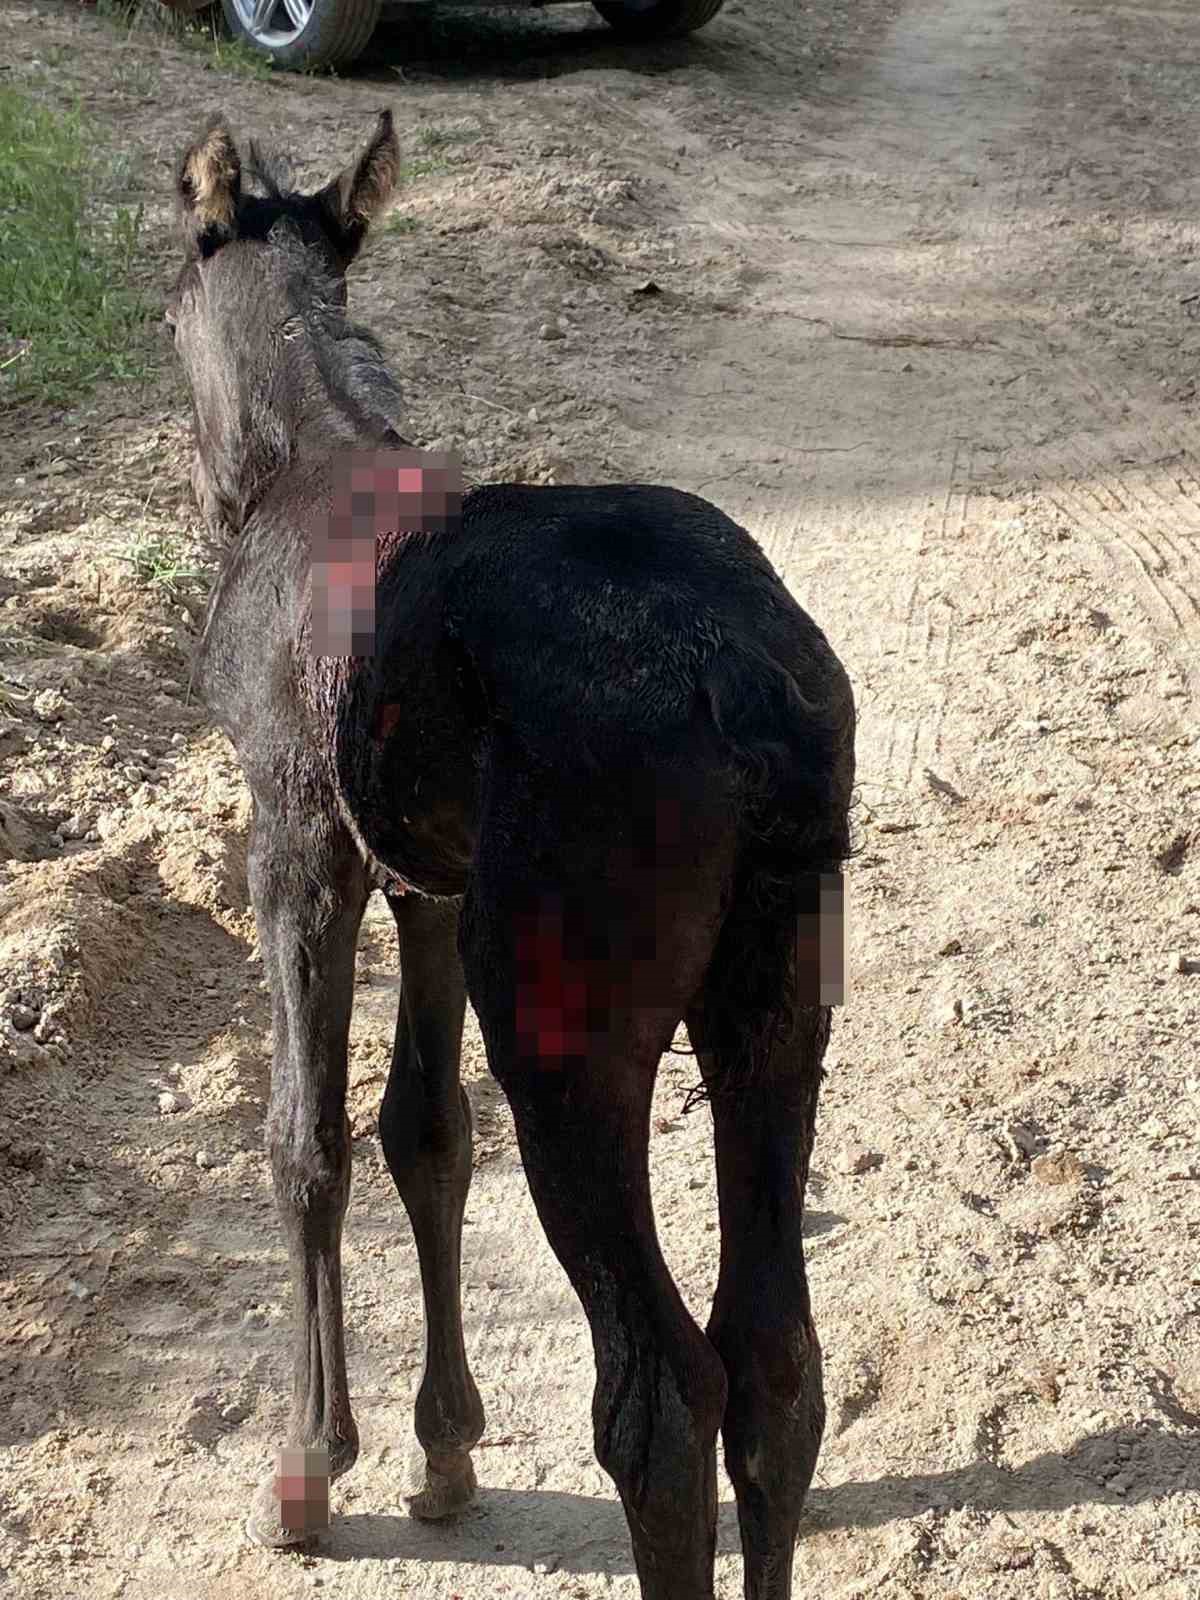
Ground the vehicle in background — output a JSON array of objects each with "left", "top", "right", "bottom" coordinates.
[{"left": 162, "top": 0, "right": 727, "bottom": 74}]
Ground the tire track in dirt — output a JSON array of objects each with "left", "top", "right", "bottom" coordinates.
[
  {"left": 1010, "top": 347, "right": 1200, "bottom": 644},
  {"left": 941, "top": 2, "right": 1200, "bottom": 662},
  {"left": 618, "top": 0, "right": 1058, "bottom": 810},
  {"left": 640, "top": 0, "right": 1200, "bottom": 803},
  {"left": 910, "top": 438, "right": 971, "bottom": 780}
]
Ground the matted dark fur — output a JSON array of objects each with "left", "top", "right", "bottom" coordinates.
[{"left": 168, "top": 109, "right": 855, "bottom": 1600}]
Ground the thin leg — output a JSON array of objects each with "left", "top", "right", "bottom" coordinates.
[
  {"left": 490, "top": 1055, "right": 727, "bottom": 1600},
  {"left": 688, "top": 1000, "right": 830, "bottom": 1600},
  {"left": 459, "top": 735, "right": 737, "bottom": 1597},
  {"left": 244, "top": 812, "right": 370, "bottom": 1548},
  {"left": 377, "top": 892, "right": 484, "bottom": 1519}
]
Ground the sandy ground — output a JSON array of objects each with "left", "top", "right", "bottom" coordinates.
[{"left": 2, "top": 0, "right": 1199, "bottom": 1595}]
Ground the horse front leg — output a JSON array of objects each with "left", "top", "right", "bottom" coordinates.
[{"left": 243, "top": 806, "right": 370, "bottom": 1548}]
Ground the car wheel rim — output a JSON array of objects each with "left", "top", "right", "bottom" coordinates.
[{"left": 232, "top": 0, "right": 313, "bottom": 47}]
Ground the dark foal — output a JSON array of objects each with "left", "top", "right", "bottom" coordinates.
[{"left": 168, "top": 110, "right": 855, "bottom": 1600}]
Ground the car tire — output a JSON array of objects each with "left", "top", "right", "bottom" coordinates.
[
  {"left": 590, "top": 0, "right": 726, "bottom": 39},
  {"left": 220, "top": 0, "right": 382, "bottom": 70}
]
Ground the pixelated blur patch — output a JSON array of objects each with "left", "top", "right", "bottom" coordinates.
[
  {"left": 274, "top": 1444, "right": 331, "bottom": 1534},
  {"left": 509, "top": 777, "right": 731, "bottom": 1066},
  {"left": 795, "top": 870, "right": 845, "bottom": 1007},
  {"left": 311, "top": 448, "right": 463, "bottom": 658},
  {"left": 515, "top": 895, "right": 605, "bottom": 1068}
]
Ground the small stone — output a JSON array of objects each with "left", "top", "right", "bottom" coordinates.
[
  {"left": 158, "top": 1090, "right": 186, "bottom": 1115},
  {"left": 838, "top": 1146, "right": 883, "bottom": 1176},
  {"left": 195, "top": 1148, "right": 220, "bottom": 1170},
  {"left": 170, "top": 733, "right": 186, "bottom": 748},
  {"left": 940, "top": 998, "right": 964, "bottom": 1025},
  {"left": 100, "top": 734, "right": 117, "bottom": 756},
  {"left": 221, "top": 1402, "right": 249, "bottom": 1424},
  {"left": 939, "top": 937, "right": 963, "bottom": 956},
  {"left": 1167, "top": 951, "right": 1195, "bottom": 975},
  {"left": 61, "top": 813, "right": 87, "bottom": 840},
  {"left": 900, "top": 360, "right": 915, "bottom": 373},
  {"left": 32, "top": 689, "right": 66, "bottom": 723},
  {"left": 1002, "top": 1122, "right": 1042, "bottom": 1161},
  {"left": 10, "top": 1005, "right": 37, "bottom": 1032},
  {"left": 537, "top": 322, "right": 564, "bottom": 341},
  {"left": 82, "top": 1193, "right": 108, "bottom": 1216},
  {"left": 1031, "top": 1149, "right": 1085, "bottom": 1186},
  {"left": 96, "top": 811, "right": 123, "bottom": 841}
]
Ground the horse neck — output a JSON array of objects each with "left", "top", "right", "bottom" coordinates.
[{"left": 196, "top": 342, "right": 400, "bottom": 543}]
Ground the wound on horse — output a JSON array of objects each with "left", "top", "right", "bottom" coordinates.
[{"left": 312, "top": 449, "right": 463, "bottom": 657}]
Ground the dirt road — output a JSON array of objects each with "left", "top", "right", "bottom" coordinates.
[{"left": 2, "top": 0, "right": 1198, "bottom": 1596}]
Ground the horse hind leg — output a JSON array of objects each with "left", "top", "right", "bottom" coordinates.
[
  {"left": 458, "top": 732, "right": 750, "bottom": 1596},
  {"left": 477, "top": 1019, "right": 728, "bottom": 1600},
  {"left": 686, "top": 873, "right": 837, "bottom": 1600},
  {"left": 459, "top": 846, "right": 735, "bottom": 1594}
]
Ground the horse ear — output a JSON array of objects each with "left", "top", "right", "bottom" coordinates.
[
  {"left": 177, "top": 116, "right": 242, "bottom": 257},
  {"left": 318, "top": 109, "right": 400, "bottom": 264}
]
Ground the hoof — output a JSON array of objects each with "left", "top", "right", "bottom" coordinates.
[
  {"left": 244, "top": 1455, "right": 332, "bottom": 1550},
  {"left": 404, "top": 1454, "right": 478, "bottom": 1522},
  {"left": 245, "top": 1511, "right": 316, "bottom": 1551},
  {"left": 245, "top": 1482, "right": 316, "bottom": 1550}
]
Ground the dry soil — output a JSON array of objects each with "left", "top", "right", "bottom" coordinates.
[{"left": 1, "top": 1, "right": 1198, "bottom": 1597}]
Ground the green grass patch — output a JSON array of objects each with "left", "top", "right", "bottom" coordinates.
[
  {"left": 193, "top": 29, "right": 276, "bottom": 80},
  {"left": 416, "top": 125, "right": 481, "bottom": 150},
  {"left": 95, "top": 0, "right": 275, "bottom": 80},
  {"left": 398, "top": 156, "right": 451, "bottom": 183},
  {"left": 117, "top": 532, "right": 204, "bottom": 599},
  {"left": 386, "top": 213, "right": 421, "bottom": 235},
  {"left": 110, "top": 55, "right": 160, "bottom": 100},
  {"left": 0, "top": 90, "right": 149, "bottom": 410}
]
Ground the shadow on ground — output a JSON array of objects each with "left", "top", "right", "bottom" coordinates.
[{"left": 309, "top": 1422, "right": 1197, "bottom": 1574}]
